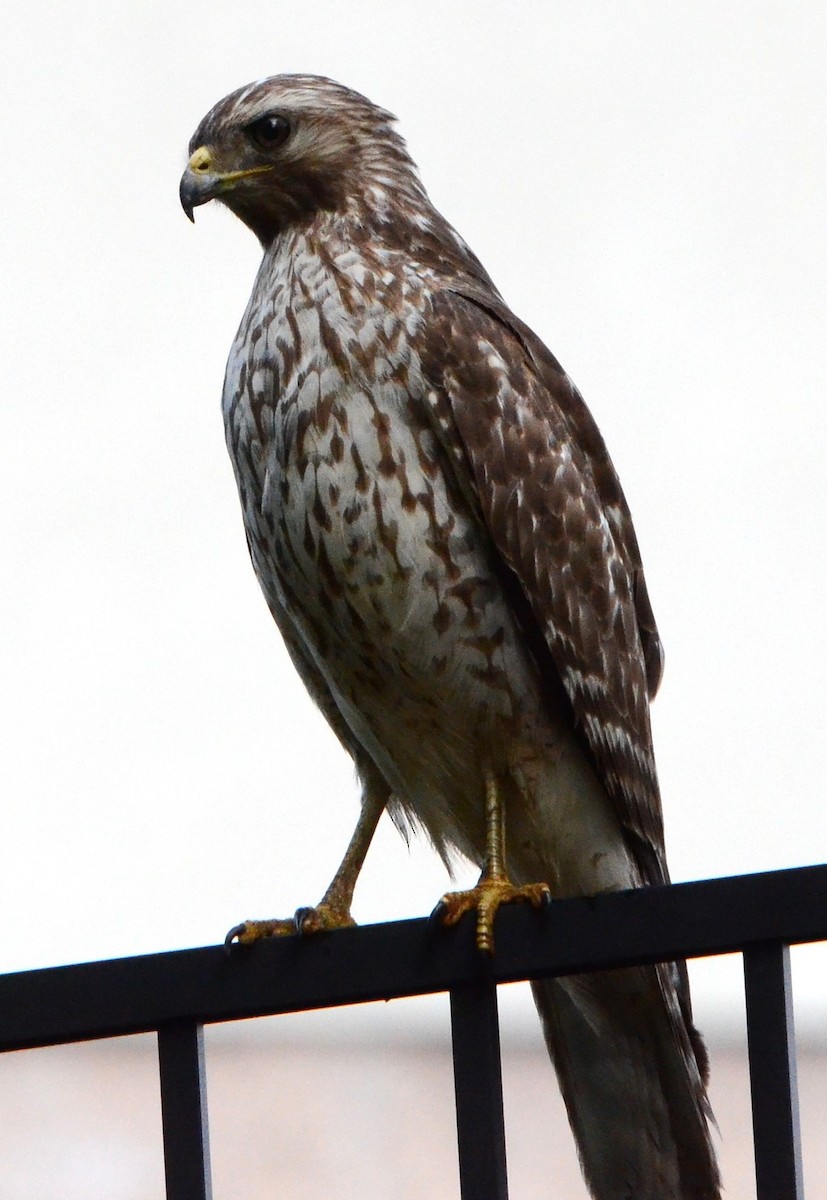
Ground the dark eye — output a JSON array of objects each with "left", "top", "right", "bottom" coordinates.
[{"left": 245, "top": 113, "right": 291, "bottom": 150}]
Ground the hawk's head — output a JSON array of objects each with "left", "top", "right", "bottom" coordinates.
[{"left": 180, "top": 74, "right": 421, "bottom": 246}]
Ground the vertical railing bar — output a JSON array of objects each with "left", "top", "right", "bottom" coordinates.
[
  {"left": 742, "top": 943, "right": 804, "bottom": 1200},
  {"left": 450, "top": 981, "right": 509, "bottom": 1200},
  {"left": 157, "top": 1020, "right": 213, "bottom": 1200}
]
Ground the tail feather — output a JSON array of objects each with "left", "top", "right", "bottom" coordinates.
[{"left": 531, "top": 965, "right": 721, "bottom": 1200}]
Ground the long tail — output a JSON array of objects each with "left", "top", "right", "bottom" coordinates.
[{"left": 531, "top": 962, "right": 721, "bottom": 1199}]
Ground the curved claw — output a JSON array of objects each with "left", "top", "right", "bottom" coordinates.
[
  {"left": 224, "top": 922, "right": 248, "bottom": 949},
  {"left": 294, "top": 903, "right": 356, "bottom": 934},
  {"left": 293, "top": 906, "right": 317, "bottom": 934},
  {"left": 428, "top": 898, "right": 449, "bottom": 929},
  {"left": 224, "top": 917, "right": 298, "bottom": 948}
]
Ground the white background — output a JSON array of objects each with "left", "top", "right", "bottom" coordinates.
[{"left": 1, "top": 1, "right": 824, "bottom": 1032}]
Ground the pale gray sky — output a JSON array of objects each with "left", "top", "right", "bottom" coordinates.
[{"left": 1, "top": 2, "right": 824, "bottom": 1029}]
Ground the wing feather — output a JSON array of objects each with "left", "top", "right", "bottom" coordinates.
[{"left": 417, "top": 285, "right": 667, "bottom": 883}]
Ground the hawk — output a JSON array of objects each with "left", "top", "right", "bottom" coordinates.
[{"left": 181, "top": 75, "right": 720, "bottom": 1199}]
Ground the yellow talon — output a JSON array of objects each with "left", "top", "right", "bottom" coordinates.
[
  {"left": 439, "top": 876, "right": 550, "bottom": 954},
  {"left": 436, "top": 765, "right": 551, "bottom": 953},
  {"left": 225, "top": 917, "right": 299, "bottom": 946},
  {"left": 224, "top": 789, "right": 385, "bottom": 949},
  {"left": 225, "top": 903, "right": 358, "bottom": 947}
]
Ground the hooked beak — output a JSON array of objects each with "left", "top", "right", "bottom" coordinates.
[
  {"left": 179, "top": 146, "right": 273, "bottom": 222},
  {"left": 180, "top": 147, "right": 219, "bottom": 222}
]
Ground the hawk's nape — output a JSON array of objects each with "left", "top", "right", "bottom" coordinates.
[{"left": 181, "top": 74, "right": 721, "bottom": 1199}]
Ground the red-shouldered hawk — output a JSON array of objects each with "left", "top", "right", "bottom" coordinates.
[{"left": 181, "top": 75, "right": 720, "bottom": 1199}]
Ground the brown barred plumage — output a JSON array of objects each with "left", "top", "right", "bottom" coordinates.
[{"left": 182, "top": 74, "right": 720, "bottom": 1199}]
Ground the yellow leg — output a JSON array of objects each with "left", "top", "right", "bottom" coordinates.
[
  {"left": 226, "top": 787, "right": 386, "bottom": 946},
  {"left": 437, "top": 766, "right": 550, "bottom": 954}
]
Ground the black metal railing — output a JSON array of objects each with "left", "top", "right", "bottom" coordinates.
[{"left": 0, "top": 863, "right": 825, "bottom": 1200}]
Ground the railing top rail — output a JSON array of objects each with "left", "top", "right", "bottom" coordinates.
[{"left": 0, "top": 863, "right": 824, "bottom": 1053}]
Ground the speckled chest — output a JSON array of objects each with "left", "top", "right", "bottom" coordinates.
[{"left": 221, "top": 235, "right": 506, "bottom": 692}]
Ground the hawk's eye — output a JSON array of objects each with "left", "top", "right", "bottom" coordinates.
[{"left": 245, "top": 114, "right": 291, "bottom": 151}]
